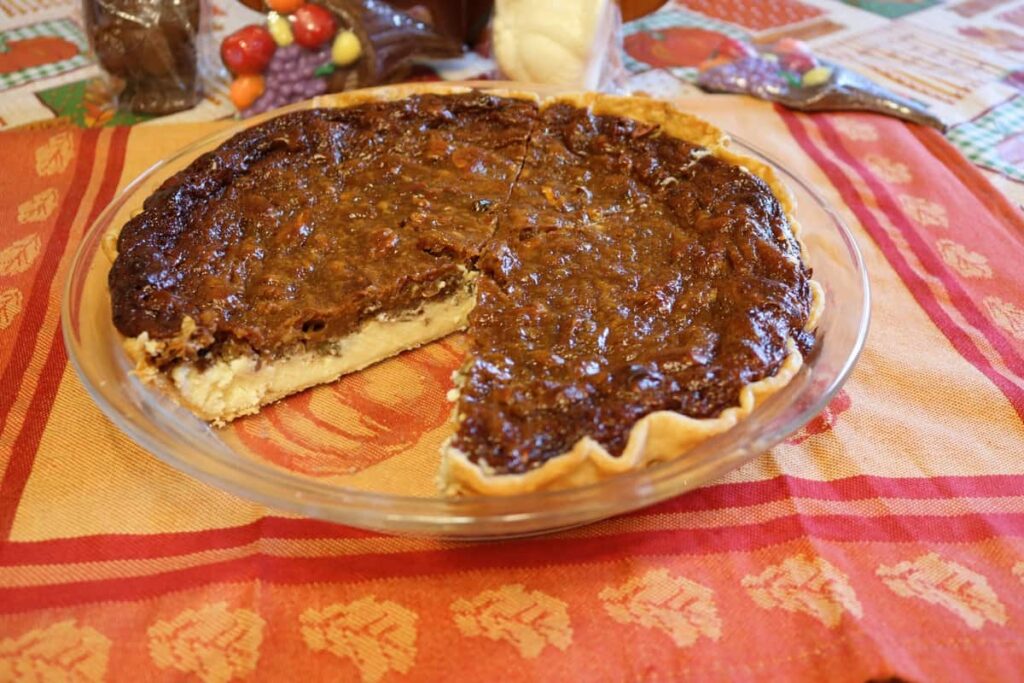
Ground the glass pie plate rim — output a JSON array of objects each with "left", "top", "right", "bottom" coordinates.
[{"left": 62, "top": 82, "right": 870, "bottom": 538}]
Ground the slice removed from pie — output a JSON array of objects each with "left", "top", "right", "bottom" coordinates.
[{"left": 107, "top": 85, "right": 823, "bottom": 495}]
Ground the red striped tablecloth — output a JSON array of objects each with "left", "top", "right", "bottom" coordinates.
[{"left": 1, "top": 96, "right": 1023, "bottom": 681}]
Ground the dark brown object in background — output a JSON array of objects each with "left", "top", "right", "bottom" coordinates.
[
  {"left": 229, "top": 0, "right": 665, "bottom": 94},
  {"left": 320, "top": 0, "right": 465, "bottom": 92},
  {"left": 227, "top": 0, "right": 473, "bottom": 93},
  {"left": 382, "top": 1, "right": 493, "bottom": 44},
  {"left": 234, "top": 0, "right": 492, "bottom": 44},
  {"left": 618, "top": 0, "right": 668, "bottom": 21},
  {"left": 83, "top": 0, "right": 202, "bottom": 115}
]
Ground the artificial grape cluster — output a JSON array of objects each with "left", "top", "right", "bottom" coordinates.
[
  {"left": 243, "top": 44, "right": 330, "bottom": 117},
  {"left": 697, "top": 37, "right": 833, "bottom": 96},
  {"left": 699, "top": 56, "right": 789, "bottom": 95}
]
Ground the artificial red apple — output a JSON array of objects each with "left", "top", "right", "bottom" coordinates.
[
  {"left": 775, "top": 37, "right": 816, "bottom": 74},
  {"left": 780, "top": 52, "right": 816, "bottom": 74},
  {"left": 292, "top": 4, "right": 336, "bottom": 49},
  {"left": 221, "top": 25, "right": 276, "bottom": 75},
  {"left": 716, "top": 36, "right": 755, "bottom": 60}
]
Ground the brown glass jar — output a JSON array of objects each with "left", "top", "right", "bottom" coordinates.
[{"left": 83, "top": 0, "right": 203, "bottom": 115}]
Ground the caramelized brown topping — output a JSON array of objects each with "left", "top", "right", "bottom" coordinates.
[
  {"left": 110, "top": 93, "right": 537, "bottom": 365},
  {"left": 454, "top": 104, "right": 813, "bottom": 473},
  {"left": 109, "top": 93, "right": 814, "bottom": 474}
]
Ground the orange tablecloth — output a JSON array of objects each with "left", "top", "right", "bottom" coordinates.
[{"left": 1, "top": 96, "right": 1024, "bottom": 681}]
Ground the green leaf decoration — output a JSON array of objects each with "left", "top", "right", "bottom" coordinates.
[{"left": 314, "top": 62, "right": 335, "bottom": 77}]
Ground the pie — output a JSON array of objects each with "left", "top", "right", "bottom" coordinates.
[{"left": 107, "top": 84, "right": 823, "bottom": 495}]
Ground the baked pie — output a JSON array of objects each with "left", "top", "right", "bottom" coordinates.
[{"left": 108, "top": 85, "right": 823, "bottom": 495}]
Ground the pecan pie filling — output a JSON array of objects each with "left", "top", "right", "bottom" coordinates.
[
  {"left": 108, "top": 89, "right": 819, "bottom": 491},
  {"left": 457, "top": 103, "right": 814, "bottom": 474},
  {"left": 110, "top": 93, "right": 536, "bottom": 366}
]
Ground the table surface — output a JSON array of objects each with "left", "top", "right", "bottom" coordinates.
[
  {"left": 0, "top": 0, "right": 1022, "bottom": 203},
  {"left": 620, "top": 0, "right": 1024, "bottom": 205},
  {"left": 2, "top": 2, "right": 1024, "bottom": 682}
]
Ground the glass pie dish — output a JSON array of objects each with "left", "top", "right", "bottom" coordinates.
[{"left": 62, "top": 83, "right": 870, "bottom": 538}]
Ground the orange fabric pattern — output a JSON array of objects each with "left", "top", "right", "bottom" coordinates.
[{"left": 2, "top": 96, "right": 1024, "bottom": 681}]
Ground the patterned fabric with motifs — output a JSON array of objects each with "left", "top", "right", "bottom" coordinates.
[
  {"left": 621, "top": 0, "right": 1024, "bottom": 204},
  {"left": 2, "top": 0, "right": 1023, "bottom": 200},
  {"left": 1, "top": 92, "right": 1023, "bottom": 680},
  {"left": 0, "top": 18, "right": 91, "bottom": 91}
]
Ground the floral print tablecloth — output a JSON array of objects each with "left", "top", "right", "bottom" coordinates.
[{"left": 1, "top": 2, "right": 1024, "bottom": 681}]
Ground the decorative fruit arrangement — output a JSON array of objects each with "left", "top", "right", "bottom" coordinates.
[
  {"left": 221, "top": 1, "right": 362, "bottom": 116},
  {"left": 221, "top": 24, "right": 277, "bottom": 75},
  {"left": 697, "top": 37, "right": 833, "bottom": 93},
  {"left": 695, "top": 36, "right": 946, "bottom": 131}
]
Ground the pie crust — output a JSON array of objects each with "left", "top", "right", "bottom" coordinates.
[
  {"left": 441, "top": 91, "right": 823, "bottom": 494},
  {"left": 106, "top": 83, "right": 824, "bottom": 495}
]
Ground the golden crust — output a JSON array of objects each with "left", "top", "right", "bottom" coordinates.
[
  {"left": 438, "top": 90, "right": 825, "bottom": 496},
  {"left": 311, "top": 81, "right": 550, "bottom": 111},
  {"left": 590, "top": 93, "right": 728, "bottom": 149},
  {"left": 440, "top": 340, "right": 806, "bottom": 495}
]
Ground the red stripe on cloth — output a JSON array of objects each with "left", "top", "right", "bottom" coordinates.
[
  {"left": 907, "top": 125, "right": 1024, "bottom": 243},
  {"left": 0, "top": 127, "right": 129, "bottom": 541},
  {"left": 650, "top": 473, "right": 1024, "bottom": 514},
  {"left": 0, "top": 129, "right": 99, "bottom": 432},
  {"left": 3, "top": 474, "right": 1023, "bottom": 565},
  {"left": 0, "top": 516, "right": 380, "bottom": 565},
  {"left": 0, "top": 329, "right": 68, "bottom": 540},
  {"left": 813, "top": 115, "right": 1024, "bottom": 381},
  {"left": 1, "top": 511, "right": 1022, "bottom": 613},
  {"left": 0, "top": 327, "right": 68, "bottom": 540},
  {"left": 779, "top": 110, "right": 1024, "bottom": 420}
]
